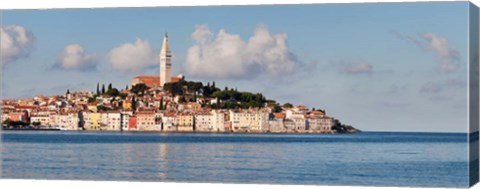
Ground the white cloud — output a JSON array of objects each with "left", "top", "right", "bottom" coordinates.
[
  {"left": 0, "top": 25, "right": 35, "bottom": 65},
  {"left": 328, "top": 60, "right": 373, "bottom": 75},
  {"left": 108, "top": 38, "right": 158, "bottom": 72},
  {"left": 56, "top": 44, "right": 98, "bottom": 71},
  {"left": 191, "top": 24, "right": 213, "bottom": 44},
  {"left": 341, "top": 63, "right": 373, "bottom": 74},
  {"left": 395, "top": 32, "right": 460, "bottom": 73},
  {"left": 184, "top": 24, "right": 299, "bottom": 79}
]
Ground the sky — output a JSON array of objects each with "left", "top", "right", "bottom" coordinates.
[{"left": 0, "top": 2, "right": 472, "bottom": 132}]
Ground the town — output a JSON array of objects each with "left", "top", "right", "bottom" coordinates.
[{"left": 1, "top": 33, "right": 358, "bottom": 134}]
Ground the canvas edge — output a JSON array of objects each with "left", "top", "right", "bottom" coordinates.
[{"left": 469, "top": 1, "right": 480, "bottom": 187}]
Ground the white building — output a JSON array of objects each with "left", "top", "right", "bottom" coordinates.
[
  {"left": 229, "top": 109, "right": 269, "bottom": 132},
  {"left": 195, "top": 111, "right": 213, "bottom": 132},
  {"left": 162, "top": 112, "right": 177, "bottom": 131},
  {"left": 121, "top": 111, "right": 133, "bottom": 131},
  {"left": 100, "top": 111, "right": 122, "bottom": 131},
  {"left": 308, "top": 117, "right": 334, "bottom": 133},
  {"left": 30, "top": 115, "right": 51, "bottom": 126},
  {"left": 212, "top": 110, "right": 227, "bottom": 132}
]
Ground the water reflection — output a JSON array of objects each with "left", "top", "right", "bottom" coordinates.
[{"left": 0, "top": 131, "right": 471, "bottom": 187}]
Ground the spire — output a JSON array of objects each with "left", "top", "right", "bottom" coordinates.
[{"left": 161, "top": 32, "right": 170, "bottom": 54}]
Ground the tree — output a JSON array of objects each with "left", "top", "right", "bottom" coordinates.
[
  {"left": 283, "top": 103, "right": 293, "bottom": 108},
  {"left": 96, "top": 83, "right": 100, "bottom": 95},
  {"left": 131, "top": 96, "right": 137, "bottom": 111},
  {"left": 106, "top": 88, "right": 120, "bottom": 97},
  {"left": 118, "top": 93, "right": 128, "bottom": 99},
  {"left": 159, "top": 98, "right": 164, "bottom": 110},
  {"left": 32, "top": 121, "right": 41, "bottom": 126},
  {"left": 88, "top": 95, "right": 97, "bottom": 103},
  {"left": 108, "top": 83, "right": 112, "bottom": 91},
  {"left": 273, "top": 104, "right": 282, "bottom": 113},
  {"left": 101, "top": 84, "right": 106, "bottom": 94},
  {"left": 66, "top": 89, "right": 70, "bottom": 95},
  {"left": 131, "top": 84, "right": 150, "bottom": 95},
  {"left": 97, "top": 105, "right": 109, "bottom": 112}
]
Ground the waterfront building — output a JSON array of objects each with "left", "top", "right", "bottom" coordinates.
[
  {"left": 51, "top": 113, "right": 69, "bottom": 130},
  {"left": 100, "top": 111, "right": 122, "bottom": 131},
  {"left": 268, "top": 113, "right": 286, "bottom": 132},
  {"left": 307, "top": 116, "right": 334, "bottom": 133},
  {"left": 8, "top": 111, "right": 29, "bottom": 123},
  {"left": 195, "top": 111, "right": 213, "bottom": 132},
  {"left": 136, "top": 111, "right": 158, "bottom": 131},
  {"left": 2, "top": 112, "right": 10, "bottom": 122},
  {"left": 229, "top": 109, "right": 269, "bottom": 132},
  {"left": 162, "top": 111, "right": 177, "bottom": 131},
  {"left": 211, "top": 110, "right": 227, "bottom": 132},
  {"left": 121, "top": 111, "right": 132, "bottom": 131},
  {"left": 83, "top": 112, "right": 101, "bottom": 130},
  {"left": 66, "top": 111, "right": 80, "bottom": 130},
  {"left": 30, "top": 115, "right": 50, "bottom": 126},
  {"left": 128, "top": 116, "right": 137, "bottom": 130},
  {"left": 177, "top": 112, "right": 194, "bottom": 132}
]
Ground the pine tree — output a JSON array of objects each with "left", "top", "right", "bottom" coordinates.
[
  {"left": 96, "top": 83, "right": 100, "bottom": 95},
  {"left": 159, "top": 98, "right": 164, "bottom": 110},
  {"left": 108, "top": 83, "right": 112, "bottom": 91},
  {"left": 101, "top": 84, "right": 105, "bottom": 94},
  {"left": 131, "top": 96, "right": 136, "bottom": 111}
]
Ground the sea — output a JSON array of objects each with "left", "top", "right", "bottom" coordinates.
[{"left": 0, "top": 131, "right": 472, "bottom": 187}]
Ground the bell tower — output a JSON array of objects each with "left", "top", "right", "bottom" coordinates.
[{"left": 160, "top": 32, "right": 172, "bottom": 87}]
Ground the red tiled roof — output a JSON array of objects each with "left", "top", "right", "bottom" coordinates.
[
  {"left": 274, "top": 113, "right": 286, "bottom": 119},
  {"left": 133, "top": 75, "right": 183, "bottom": 88}
]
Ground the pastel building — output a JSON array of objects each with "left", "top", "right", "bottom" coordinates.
[
  {"left": 136, "top": 111, "right": 158, "bottom": 131},
  {"left": 195, "top": 111, "right": 213, "bottom": 132},
  {"left": 177, "top": 112, "right": 194, "bottom": 132},
  {"left": 162, "top": 111, "right": 177, "bottom": 132},
  {"left": 229, "top": 109, "right": 269, "bottom": 132}
]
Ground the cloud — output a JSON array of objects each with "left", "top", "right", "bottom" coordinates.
[
  {"left": 328, "top": 60, "right": 373, "bottom": 75},
  {"left": 184, "top": 24, "right": 300, "bottom": 79},
  {"left": 386, "top": 84, "right": 407, "bottom": 94},
  {"left": 419, "top": 77, "right": 467, "bottom": 94},
  {"left": 55, "top": 44, "right": 98, "bottom": 71},
  {"left": 394, "top": 32, "right": 460, "bottom": 73},
  {"left": 191, "top": 24, "right": 213, "bottom": 44},
  {"left": 419, "top": 82, "right": 443, "bottom": 93},
  {"left": 108, "top": 38, "right": 158, "bottom": 72},
  {"left": 0, "top": 25, "right": 36, "bottom": 65}
]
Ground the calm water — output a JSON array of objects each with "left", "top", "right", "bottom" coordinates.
[{"left": 0, "top": 131, "right": 470, "bottom": 187}]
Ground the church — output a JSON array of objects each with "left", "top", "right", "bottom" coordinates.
[{"left": 130, "top": 32, "right": 183, "bottom": 89}]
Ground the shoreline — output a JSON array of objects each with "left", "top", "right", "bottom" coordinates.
[{"left": 1, "top": 127, "right": 356, "bottom": 134}]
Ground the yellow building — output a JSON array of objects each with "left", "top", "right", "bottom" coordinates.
[
  {"left": 122, "top": 100, "right": 132, "bottom": 111},
  {"left": 177, "top": 113, "right": 194, "bottom": 132},
  {"left": 90, "top": 112, "right": 101, "bottom": 130}
]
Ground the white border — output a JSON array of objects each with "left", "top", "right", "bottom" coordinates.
[
  {"left": 0, "top": 0, "right": 467, "bottom": 9},
  {"left": 0, "top": 0, "right": 478, "bottom": 189}
]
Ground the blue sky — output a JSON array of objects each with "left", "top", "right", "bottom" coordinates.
[{"left": 1, "top": 2, "right": 472, "bottom": 132}]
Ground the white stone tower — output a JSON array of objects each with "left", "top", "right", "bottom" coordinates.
[{"left": 160, "top": 32, "right": 172, "bottom": 87}]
